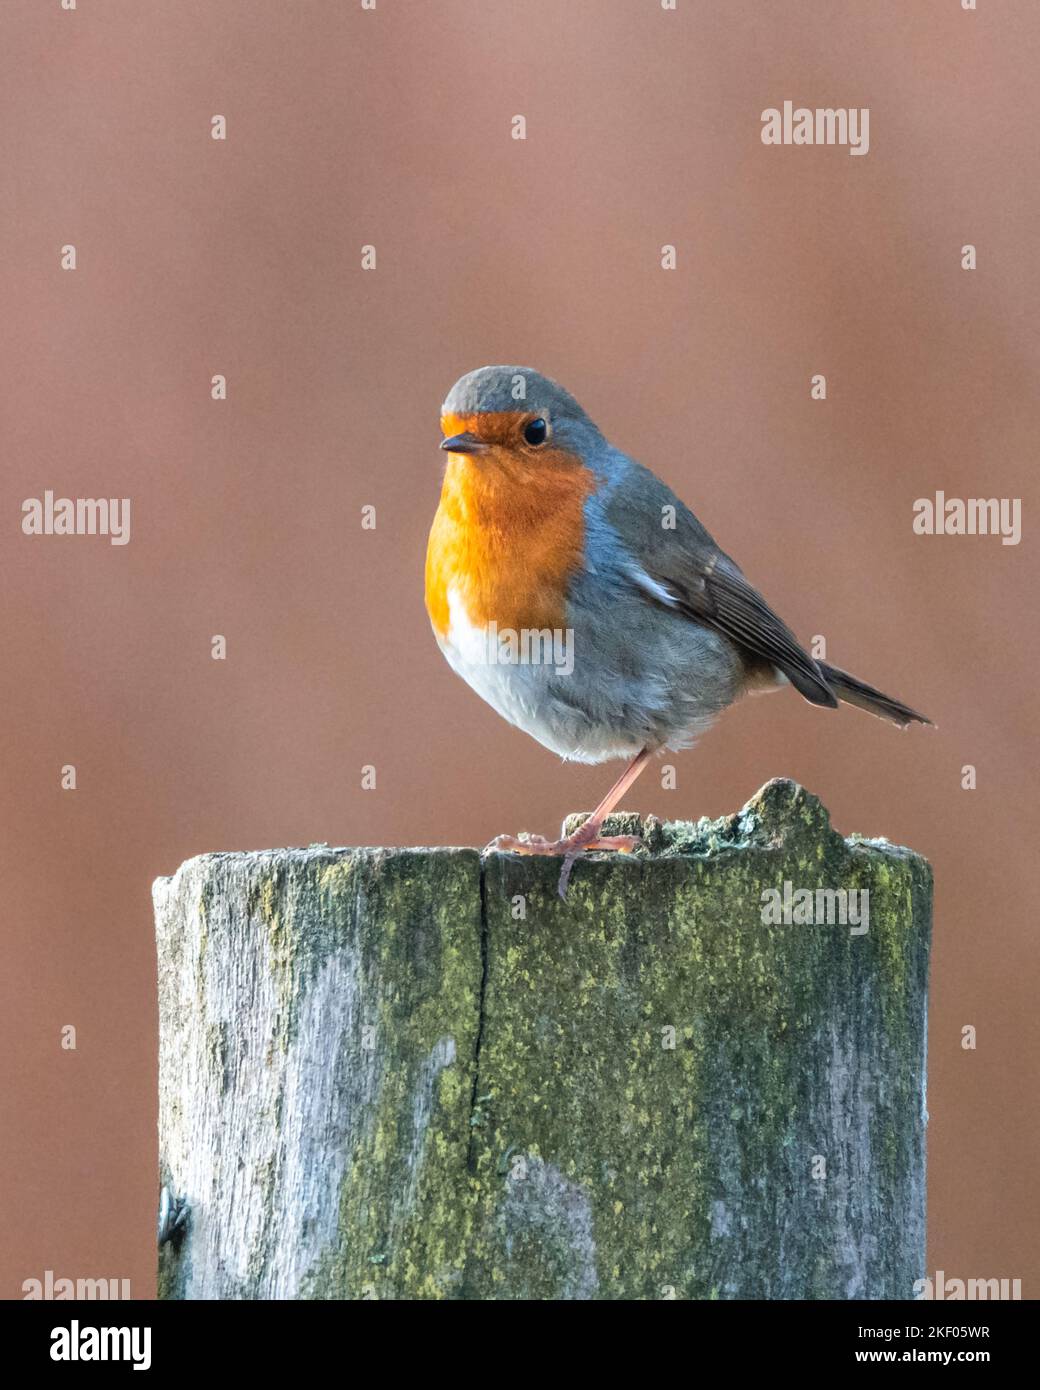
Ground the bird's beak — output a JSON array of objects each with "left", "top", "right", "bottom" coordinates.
[{"left": 440, "top": 432, "right": 488, "bottom": 455}]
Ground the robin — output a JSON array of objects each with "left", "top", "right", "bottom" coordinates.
[{"left": 425, "top": 366, "right": 930, "bottom": 898}]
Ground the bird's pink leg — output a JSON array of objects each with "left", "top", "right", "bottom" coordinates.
[{"left": 488, "top": 748, "right": 653, "bottom": 899}]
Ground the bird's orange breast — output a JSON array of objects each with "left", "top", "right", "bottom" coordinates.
[{"left": 425, "top": 414, "right": 595, "bottom": 639}]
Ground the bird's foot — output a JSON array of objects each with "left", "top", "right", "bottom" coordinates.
[{"left": 486, "top": 820, "right": 642, "bottom": 900}]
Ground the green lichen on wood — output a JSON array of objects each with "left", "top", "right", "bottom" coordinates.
[
  {"left": 301, "top": 849, "right": 482, "bottom": 1299},
  {"left": 157, "top": 781, "right": 930, "bottom": 1301},
  {"left": 465, "top": 780, "right": 931, "bottom": 1299}
]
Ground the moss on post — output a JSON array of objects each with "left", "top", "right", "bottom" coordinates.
[{"left": 156, "top": 780, "right": 931, "bottom": 1300}]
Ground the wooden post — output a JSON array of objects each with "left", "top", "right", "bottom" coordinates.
[{"left": 156, "top": 779, "right": 931, "bottom": 1299}]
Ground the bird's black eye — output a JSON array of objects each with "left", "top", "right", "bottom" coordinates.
[{"left": 523, "top": 417, "right": 548, "bottom": 446}]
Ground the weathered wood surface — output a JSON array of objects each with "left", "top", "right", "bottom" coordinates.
[{"left": 155, "top": 779, "right": 931, "bottom": 1300}]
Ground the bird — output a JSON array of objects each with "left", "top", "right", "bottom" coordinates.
[{"left": 425, "top": 366, "right": 930, "bottom": 898}]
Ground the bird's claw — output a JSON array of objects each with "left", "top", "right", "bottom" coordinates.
[
  {"left": 486, "top": 827, "right": 642, "bottom": 899},
  {"left": 486, "top": 832, "right": 556, "bottom": 854}
]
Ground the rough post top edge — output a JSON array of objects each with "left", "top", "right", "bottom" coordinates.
[
  {"left": 151, "top": 844, "right": 483, "bottom": 903},
  {"left": 569, "top": 777, "right": 931, "bottom": 870},
  {"left": 151, "top": 779, "right": 931, "bottom": 899}
]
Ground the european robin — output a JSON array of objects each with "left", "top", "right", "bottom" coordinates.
[{"left": 425, "top": 366, "right": 930, "bottom": 898}]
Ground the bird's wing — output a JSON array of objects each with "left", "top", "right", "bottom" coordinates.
[{"left": 602, "top": 461, "right": 838, "bottom": 708}]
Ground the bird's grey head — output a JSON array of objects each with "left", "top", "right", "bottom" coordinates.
[{"left": 439, "top": 366, "right": 602, "bottom": 460}]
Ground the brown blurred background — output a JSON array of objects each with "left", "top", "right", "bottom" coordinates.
[{"left": 1, "top": 0, "right": 1036, "bottom": 1299}]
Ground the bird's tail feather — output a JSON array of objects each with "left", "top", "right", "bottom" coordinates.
[{"left": 817, "top": 661, "right": 932, "bottom": 729}]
